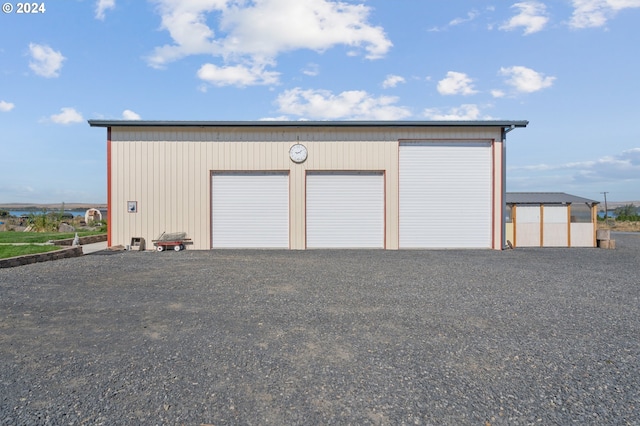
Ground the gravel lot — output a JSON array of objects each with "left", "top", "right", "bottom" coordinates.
[{"left": 1, "top": 233, "right": 639, "bottom": 425}]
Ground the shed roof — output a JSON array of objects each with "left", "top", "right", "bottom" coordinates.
[
  {"left": 506, "top": 192, "right": 599, "bottom": 206},
  {"left": 88, "top": 120, "right": 528, "bottom": 129}
]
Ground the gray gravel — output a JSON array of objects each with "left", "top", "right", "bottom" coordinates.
[{"left": 1, "top": 233, "right": 639, "bottom": 425}]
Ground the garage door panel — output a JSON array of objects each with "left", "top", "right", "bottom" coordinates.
[
  {"left": 399, "top": 142, "right": 492, "bottom": 249},
  {"left": 307, "top": 172, "right": 384, "bottom": 248},
  {"left": 212, "top": 172, "right": 289, "bottom": 248}
]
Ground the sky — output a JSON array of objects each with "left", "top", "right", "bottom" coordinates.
[{"left": 1, "top": 0, "right": 639, "bottom": 204}]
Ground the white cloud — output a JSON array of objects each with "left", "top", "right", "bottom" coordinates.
[
  {"left": 491, "top": 89, "right": 506, "bottom": 98},
  {"left": 147, "top": 0, "right": 392, "bottom": 79},
  {"left": 499, "top": 66, "right": 555, "bottom": 93},
  {"left": 382, "top": 74, "right": 406, "bottom": 89},
  {"left": 508, "top": 148, "right": 640, "bottom": 196},
  {"left": 197, "top": 63, "right": 280, "bottom": 87},
  {"left": 429, "top": 9, "right": 479, "bottom": 31},
  {"left": 49, "top": 107, "right": 84, "bottom": 124},
  {"left": 500, "top": 1, "right": 549, "bottom": 35},
  {"left": 122, "top": 109, "right": 141, "bottom": 120},
  {"left": 302, "top": 63, "right": 320, "bottom": 77},
  {"left": 0, "top": 100, "right": 15, "bottom": 112},
  {"left": 569, "top": 0, "right": 640, "bottom": 29},
  {"left": 449, "top": 10, "right": 480, "bottom": 26},
  {"left": 28, "top": 43, "right": 65, "bottom": 78},
  {"left": 95, "top": 0, "right": 115, "bottom": 20},
  {"left": 437, "top": 71, "right": 478, "bottom": 96},
  {"left": 275, "top": 88, "right": 411, "bottom": 120},
  {"left": 510, "top": 148, "right": 640, "bottom": 175},
  {"left": 423, "top": 104, "right": 486, "bottom": 120}
]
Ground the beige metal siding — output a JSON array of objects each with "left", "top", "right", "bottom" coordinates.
[{"left": 108, "top": 126, "right": 503, "bottom": 250}]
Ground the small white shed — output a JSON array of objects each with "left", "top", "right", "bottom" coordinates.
[{"left": 506, "top": 192, "right": 599, "bottom": 248}]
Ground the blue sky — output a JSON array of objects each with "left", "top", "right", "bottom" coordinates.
[{"left": 1, "top": 0, "right": 639, "bottom": 204}]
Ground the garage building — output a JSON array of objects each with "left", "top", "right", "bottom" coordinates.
[{"left": 88, "top": 120, "right": 528, "bottom": 250}]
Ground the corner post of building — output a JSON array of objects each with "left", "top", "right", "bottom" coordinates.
[
  {"left": 512, "top": 204, "right": 517, "bottom": 247},
  {"left": 107, "top": 127, "right": 112, "bottom": 247},
  {"left": 500, "top": 126, "right": 510, "bottom": 250},
  {"left": 592, "top": 202, "right": 598, "bottom": 247},
  {"left": 567, "top": 203, "right": 572, "bottom": 247},
  {"left": 539, "top": 204, "right": 545, "bottom": 247}
]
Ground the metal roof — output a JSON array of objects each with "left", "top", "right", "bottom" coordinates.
[
  {"left": 88, "top": 120, "right": 528, "bottom": 129},
  {"left": 506, "top": 192, "right": 599, "bottom": 205}
]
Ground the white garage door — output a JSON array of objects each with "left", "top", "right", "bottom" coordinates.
[
  {"left": 399, "top": 142, "right": 492, "bottom": 248},
  {"left": 307, "top": 172, "right": 384, "bottom": 248},
  {"left": 212, "top": 172, "right": 289, "bottom": 248}
]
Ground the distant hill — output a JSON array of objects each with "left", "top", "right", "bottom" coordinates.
[
  {"left": 601, "top": 201, "right": 640, "bottom": 209},
  {"left": 0, "top": 203, "right": 107, "bottom": 210}
]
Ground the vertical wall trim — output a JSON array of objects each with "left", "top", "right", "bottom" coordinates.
[
  {"left": 107, "top": 127, "right": 112, "bottom": 247},
  {"left": 540, "top": 204, "right": 545, "bottom": 247},
  {"left": 491, "top": 141, "right": 496, "bottom": 249},
  {"left": 567, "top": 204, "right": 572, "bottom": 247},
  {"left": 500, "top": 133, "right": 504, "bottom": 248},
  {"left": 592, "top": 205, "right": 597, "bottom": 247},
  {"left": 209, "top": 170, "right": 213, "bottom": 249},
  {"left": 512, "top": 205, "right": 517, "bottom": 247},
  {"left": 383, "top": 170, "right": 387, "bottom": 249},
  {"left": 396, "top": 140, "right": 401, "bottom": 249}
]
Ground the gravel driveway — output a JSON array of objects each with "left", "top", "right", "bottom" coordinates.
[{"left": 1, "top": 233, "right": 639, "bottom": 425}]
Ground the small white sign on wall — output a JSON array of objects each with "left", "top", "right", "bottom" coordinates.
[{"left": 127, "top": 201, "right": 137, "bottom": 213}]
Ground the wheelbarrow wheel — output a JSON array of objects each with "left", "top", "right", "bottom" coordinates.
[
  {"left": 157, "top": 245, "right": 164, "bottom": 252},
  {"left": 174, "top": 244, "right": 182, "bottom": 251}
]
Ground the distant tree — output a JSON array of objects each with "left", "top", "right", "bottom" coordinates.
[
  {"left": 0, "top": 209, "right": 9, "bottom": 217},
  {"left": 614, "top": 204, "right": 639, "bottom": 221}
]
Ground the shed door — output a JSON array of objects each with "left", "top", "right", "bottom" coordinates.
[
  {"left": 399, "top": 142, "right": 492, "bottom": 248},
  {"left": 212, "top": 172, "right": 289, "bottom": 248},
  {"left": 306, "top": 172, "right": 384, "bottom": 248}
]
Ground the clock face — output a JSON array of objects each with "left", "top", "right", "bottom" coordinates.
[{"left": 289, "top": 144, "right": 308, "bottom": 163}]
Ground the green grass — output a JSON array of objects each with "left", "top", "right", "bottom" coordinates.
[
  {"left": 0, "top": 245, "right": 63, "bottom": 259},
  {"left": 0, "top": 231, "right": 104, "bottom": 244}
]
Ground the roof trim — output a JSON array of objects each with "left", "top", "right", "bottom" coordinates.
[
  {"left": 88, "top": 120, "right": 529, "bottom": 128},
  {"left": 506, "top": 192, "right": 599, "bottom": 205}
]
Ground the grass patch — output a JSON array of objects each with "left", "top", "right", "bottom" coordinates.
[
  {"left": 0, "top": 245, "right": 63, "bottom": 259},
  {"left": 0, "top": 231, "right": 104, "bottom": 244}
]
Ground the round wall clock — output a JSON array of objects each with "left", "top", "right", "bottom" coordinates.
[{"left": 289, "top": 143, "right": 308, "bottom": 163}]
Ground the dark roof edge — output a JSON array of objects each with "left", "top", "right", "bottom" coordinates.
[
  {"left": 506, "top": 192, "right": 600, "bottom": 205},
  {"left": 88, "top": 120, "right": 529, "bottom": 128}
]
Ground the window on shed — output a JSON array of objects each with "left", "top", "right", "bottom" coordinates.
[
  {"left": 570, "top": 203, "right": 592, "bottom": 223},
  {"left": 505, "top": 205, "right": 513, "bottom": 223}
]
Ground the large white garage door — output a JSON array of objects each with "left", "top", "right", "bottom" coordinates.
[
  {"left": 399, "top": 142, "right": 492, "bottom": 248},
  {"left": 212, "top": 172, "right": 289, "bottom": 248},
  {"left": 307, "top": 172, "right": 384, "bottom": 248}
]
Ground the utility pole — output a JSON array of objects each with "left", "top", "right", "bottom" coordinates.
[{"left": 600, "top": 192, "right": 609, "bottom": 219}]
